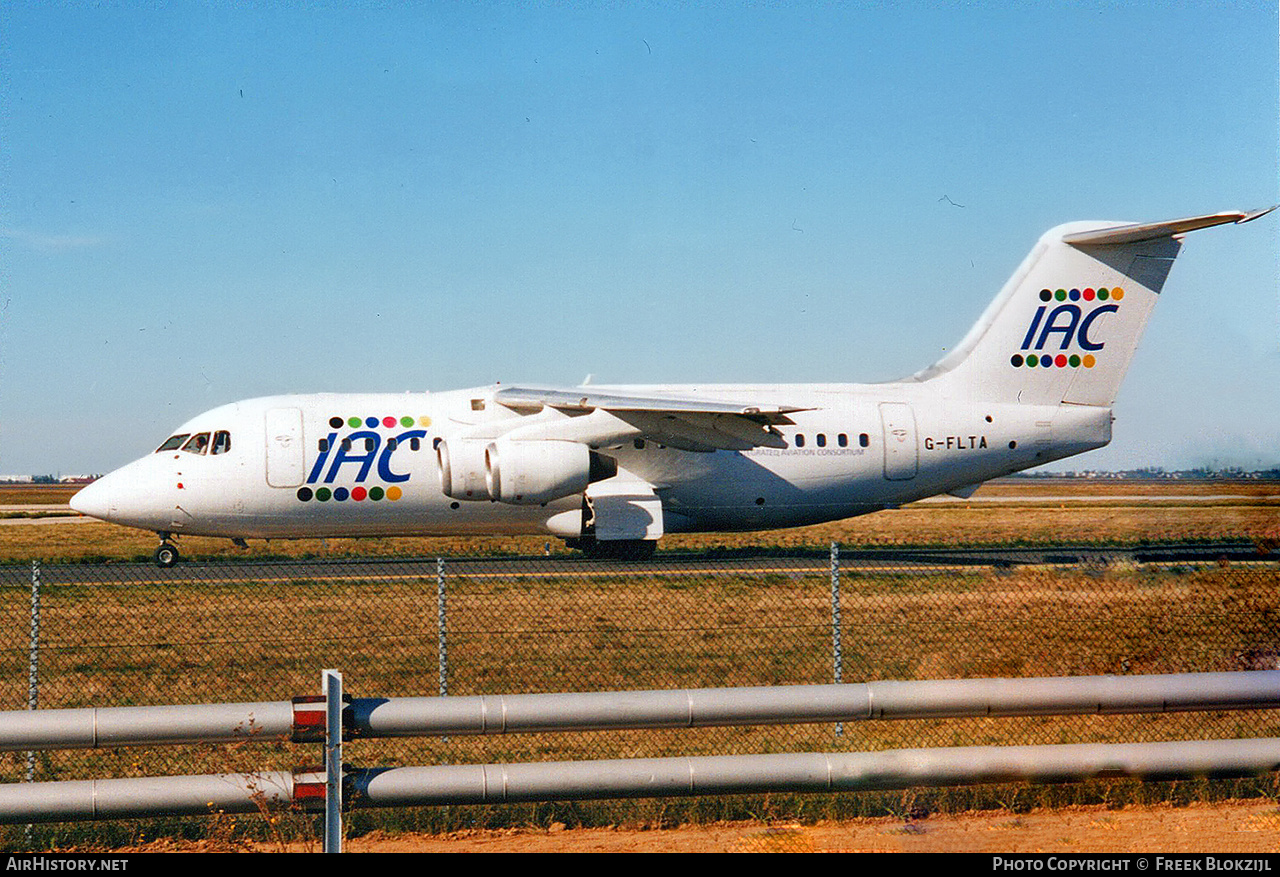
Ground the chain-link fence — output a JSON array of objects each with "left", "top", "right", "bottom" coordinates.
[{"left": 2, "top": 545, "right": 1278, "bottom": 841}]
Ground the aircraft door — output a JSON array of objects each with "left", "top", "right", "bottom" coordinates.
[
  {"left": 879, "top": 402, "right": 918, "bottom": 481},
  {"left": 265, "top": 407, "right": 305, "bottom": 488}
]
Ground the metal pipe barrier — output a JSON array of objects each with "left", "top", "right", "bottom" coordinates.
[
  {"left": 0, "top": 701, "right": 296, "bottom": 751},
  {"left": 350, "top": 671, "right": 1280, "bottom": 738},
  {"left": 0, "top": 771, "right": 296, "bottom": 823},
  {"left": 347, "top": 738, "right": 1280, "bottom": 807},
  {"left": 5, "top": 738, "right": 1280, "bottom": 823},
  {"left": 4, "top": 671, "right": 1278, "bottom": 752}
]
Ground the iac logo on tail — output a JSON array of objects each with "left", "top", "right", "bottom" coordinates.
[{"left": 1010, "top": 287, "right": 1123, "bottom": 368}]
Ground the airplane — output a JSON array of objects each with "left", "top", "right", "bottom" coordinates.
[{"left": 71, "top": 208, "right": 1274, "bottom": 567}]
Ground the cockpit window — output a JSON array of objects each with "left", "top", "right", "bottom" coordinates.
[
  {"left": 156, "top": 434, "right": 190, "bottom": 453},
  {"left": 211, "top": 431, "right": 232, "bottom": 455},
  {"left": 181, "top": 432, "right": 211, "bottom": 455}
]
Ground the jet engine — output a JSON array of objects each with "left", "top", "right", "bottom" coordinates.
[
  {"left": 437, "top": 439, "right": 491, "bottom": 501},
  {"left": 484, "top": 440, "right": 591, "bottom": 505}
]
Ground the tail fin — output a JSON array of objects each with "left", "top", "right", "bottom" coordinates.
[{"left": 918, "top": 208, "right": 1274, "bottom": 407}]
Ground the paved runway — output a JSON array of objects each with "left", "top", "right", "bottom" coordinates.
[
  {"left": 4, "top": 543, "right": 1272, "bottom": 588},
  {"left": 0, "top": 515, "right": 93, "bottom": 526}
]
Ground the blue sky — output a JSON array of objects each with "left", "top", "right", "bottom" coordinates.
[{"left": 2, "top": 2, "right": 1277, "bottom": 475}]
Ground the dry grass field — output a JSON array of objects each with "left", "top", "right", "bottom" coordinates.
[
  {"left": 2, "top": 478, "right": 1277, "bottom": 563},
  {"left": 0, "top": 484, "right": 83, "bottom": 506}
]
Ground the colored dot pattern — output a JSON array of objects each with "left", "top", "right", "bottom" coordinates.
[
  {"left": 1013, "top": 353, "right": 1095, "bottom": 368},
  {"left": 1011, "top": 353, "right": 1098, "bottom": 369},
  {"left": 298, "top": 483, "right": 407, "bottom": 503},
  {"left": 1039, "top": 286, "right": 1124, "bottom": 302},
  {"left": 330, "top": 414, "right": 430, "bottom": 432}
]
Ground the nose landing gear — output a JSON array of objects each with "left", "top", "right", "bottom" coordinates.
[{"left": 153, "top": 533, "right": 180, "bottom": 568}]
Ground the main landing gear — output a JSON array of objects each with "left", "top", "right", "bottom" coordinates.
[
  {"left": 153, "top": 533, "right": 180, "bottom": 568},
  {"left": 565, "top": 536, "right": 658, "bottom": 561}
]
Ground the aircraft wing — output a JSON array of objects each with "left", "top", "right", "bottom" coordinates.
[{"left": 488, "top": 385, "right": 807, "bottom": 452}]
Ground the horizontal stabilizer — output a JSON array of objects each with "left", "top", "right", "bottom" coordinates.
[{"left": 1063, "top": 207, "right": 1275, "bottom": 247}]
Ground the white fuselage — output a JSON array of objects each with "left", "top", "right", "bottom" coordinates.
[{"left": 72, "top": 382, "right": 1110, "bottom": 541}]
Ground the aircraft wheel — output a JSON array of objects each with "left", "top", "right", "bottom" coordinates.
[{"left": 154, "top": 543, "right": 180, "bottom": 568}]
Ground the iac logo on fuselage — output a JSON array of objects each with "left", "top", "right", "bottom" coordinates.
[
  {"left": 295, "top": 414, "right": 432, "bottom": 503},
  {"left": 1010, "top": 287, "right": 1123, "bottom": 369}
]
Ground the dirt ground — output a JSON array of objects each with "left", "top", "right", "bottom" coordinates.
[
  {"left": 329, "top": 802, "right": 1280, "bottom": 853},
  {"left": 109, "top": 800, "right": 1277, "bottom": 853},
  {"left": 349, "top": 803, "right": 1280, "bottom": 853}
]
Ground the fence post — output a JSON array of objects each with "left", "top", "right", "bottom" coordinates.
[
  {"left": 322, "top": 669, "right": 343, "bottom": 854},
  {"left": 831, "top": 543, "right": 842, "bottom": 737},
  {"left": 437, "top": 558, "right": 447, "bottom": 699},
  {"left": 25, "top": 560, "right": 40, "bottom": 846},
  {"left": 27, "top": 560, "right": 40, "bottom": 779}
]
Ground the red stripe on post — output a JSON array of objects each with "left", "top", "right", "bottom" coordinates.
[{"left": 292, "top": 696, "right": 328, "bottom": 743}]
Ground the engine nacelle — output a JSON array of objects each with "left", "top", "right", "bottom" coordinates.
[
  {"left": 484, "top": 440, "right": 591, "bottom": 505},
  {"left": 437, "top": 439, "right": 491, "bottom": 501}
]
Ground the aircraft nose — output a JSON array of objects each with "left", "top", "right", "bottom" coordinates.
[{"left": 69, "top": 478, "right": 113, "bottom": 520}]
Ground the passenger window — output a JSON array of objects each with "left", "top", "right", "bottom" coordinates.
[
  {"left": 795, "top": 434, "right": 805, "bottom": 448},
  {"left": 319, "top": 439, "right": 329, "bottom": 453},
  {"left": 365, "top": 437, "right": 375, "bottom": 451},
  {"left": 816, "top": 434, "right": 826, "bottom": 448},
  {"left": 211, "top": 431, "right": 232, "bottom": 455},
  {"left": 410, "top": 437, "right": 421, "bottom": 451},
  {"left": 838, "top": 433, "right": 848, "bottom": 447},
  {"left": 387, "top": 438, "right": 398, "bottom": 451},
  {"left": 342, "top": 438, "right": 352, "bottom": 451},
  {"left": 181, "top": 433, "right": 210, "bottom": 455},
  {"left": 156, "top": 434, "right": 190, "bottom": 453},
  {"left": 859, "top": 433, "right": 870, "bottom": 448}
]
